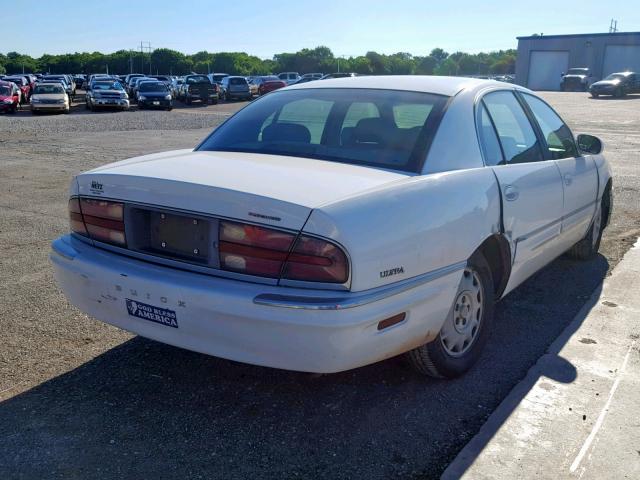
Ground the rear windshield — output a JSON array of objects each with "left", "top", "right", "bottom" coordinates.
[
  {"left": 34, "top": 84, "right": 64, "bottom": 94},
  {"left": 229, "top": 77, "right": 247, "bottom": 85},
  {"left": 197, "top": 88, "right": 447, "bottom": 172},
  {"left": 567, "top": 69, "right": 588, "bottom": 75},
  {"left": 139, "top": 82, "right": 167, "bottom": 92},
  {"left": 0, "top": 86, "right": 11, "bottom": 95},
  {"left": 186, "top": 75, "right": 210, "bottom": 84}
]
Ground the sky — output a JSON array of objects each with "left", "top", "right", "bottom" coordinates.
[{"left": 3, "top": 0, "right": 639, "bottom": 58}]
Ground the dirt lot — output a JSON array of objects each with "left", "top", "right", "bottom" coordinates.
[{"left": 0, "top": 92, "right": 639, "bottom": 479}]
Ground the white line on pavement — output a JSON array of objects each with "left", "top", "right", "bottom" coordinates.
[{"left": 569, "top": 340, "right": 636, "bottom": 473}]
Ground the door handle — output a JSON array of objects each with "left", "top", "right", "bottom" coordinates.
[
  {"left": 564, "top": 173, "right": 573, "bottom": 186},
  {"left": 504, "top": 185, "right": 519, "bottom": 202}
]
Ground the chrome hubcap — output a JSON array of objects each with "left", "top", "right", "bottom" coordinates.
[{"left": 440, "top": 268, "right": 483, "bottom": 357}]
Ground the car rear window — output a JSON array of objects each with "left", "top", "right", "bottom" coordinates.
[
  {"left": 197, "top": 88, "right": 447, "bottom": 173},
  {"left": 229, "top": 78, "right": 247, "bottom": 85},
  {"left": 187, "top": 76, "right": 210, "bottom": 84}
]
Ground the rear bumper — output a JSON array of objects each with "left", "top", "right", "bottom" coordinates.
[{"left": 50, "top": 235, "right": 461, "bottom": 373}]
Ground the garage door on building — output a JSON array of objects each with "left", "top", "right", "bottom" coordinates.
[
  {"left": 527, "top": 51, "right": 569, "bottom": 91},
  {"left": 603, "top": 45, "right": 640, "bottom": 76}
]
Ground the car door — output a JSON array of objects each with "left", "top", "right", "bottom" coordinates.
[
  {"left": 521, "top": 93, "right": 598, "bottom": 250},
  {"left": 478, "top": 90, "right": 565, "bottom": 295}
]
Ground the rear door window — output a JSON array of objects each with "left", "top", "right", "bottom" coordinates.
[{"left": 482, "top": 91, "right": 543, "bottom": 164}]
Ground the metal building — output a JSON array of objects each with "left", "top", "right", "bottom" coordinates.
[{"left": 515, "top": 32, "right": 640, "bottom": 90}]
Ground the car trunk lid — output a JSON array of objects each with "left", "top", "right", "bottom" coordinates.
[{"left": 76, "top": 150, "right": 409, "bottom": 231}]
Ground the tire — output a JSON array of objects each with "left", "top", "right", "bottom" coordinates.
[
  {"left": 566, "top": 188, "right": 610, "bottom": 260},
  {"left": 185, "top": 96, "right": 191, "bottom": 105},
  {"left": 166, "top": 107, "right": 172, "bottom": 111},
  {"left": 615, "top": 87, "right": 624, "bottom": 98},
  {"left": 591, "top": 92, "right": 599, "bottom": 98},
  {"left": 9, "top": 105, "right": 17, "bottom": 114},
  {"left": 406, "top": 251, "right": 494, "bottom": 378}
]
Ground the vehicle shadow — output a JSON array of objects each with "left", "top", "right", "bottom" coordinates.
[
  {"left": 589, "top": 93, "right": 640, "bottom": 100},
  {"left": 0, "top": 253, "right": 609, "bottom": 479}
]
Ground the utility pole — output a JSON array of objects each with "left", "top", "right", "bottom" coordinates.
[
  {"left": 139, "top": 41, "right": 152, "bottom": 74},
  {"left": 609, "top": 19, "right": 618, "bottom": 33}
]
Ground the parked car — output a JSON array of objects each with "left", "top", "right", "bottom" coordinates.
[
  {"left": 136, "top": 81, "right": 173, "bottom": 110},
  {"left": 208, "top": 73, "right": 229, "bottom": 87},
  {"left": 74, "top": 75, "right": 86, "bottom": 89},
  {"left": 31, "top": 82, "right": 69, "bottom": 114},
  {"left": 182, "top": 75, "right": 218, "bottom": 104},
  {"left": 0, "top": 80, "right": 20, "bottom": 113},
  {"left": 277, "top": 72, "right": 301, "bottom": 85},
  {"left": 589, "top": 71, "right": 640, "bottom": 98},
  {"left": 148, "top": 75, "right": 171, "bottom": 84},
  {"left": 43, "top": 75, "right": 73, "bottom": 98},
  {"left": 131, "top": 77, "right": 154, "bottom": 100},
  {"left": 321, "top": 73, "right": 358, "bottom": 79},
  {"left": 560, "top": 68, "right": 592, "bottom": 91},
  {"left": 51, "top": 76, "right": 612, "bottom": 378},
  {"left": 85, "top": 80, "right": 129, "bottom": 111},
  {"left": 3, "top": 76, "right": 31, "bottom": 104},
  {"left": 220, "top": 76, "right": 252, "bottom": 101},
  {"left": 125, "top": 73, "right": 145, "bottom": 88},
  {"left": 256, "top": 77, "right": 286, "bottom": 95},
  {"left": 301, "top": 73, "right": 324, "bottom": 80},
  {"left": 170, "top": 77, "right": 184, "bottom": 98}
]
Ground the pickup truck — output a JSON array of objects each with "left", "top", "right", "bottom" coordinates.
[{"left": 181, "top": 75, "right": 218, "bottom": 105}]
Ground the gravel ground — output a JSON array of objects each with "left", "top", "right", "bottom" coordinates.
[{"left": 0, "top": 92, "right": 638, "bottom": 480}]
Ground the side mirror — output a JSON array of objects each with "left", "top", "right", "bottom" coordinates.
[
  {"left": 560, "top": 72, "right": 565, "bottom": 77},
  {"left": 577, "top": 134, "right": 603, "bottom": 155}
]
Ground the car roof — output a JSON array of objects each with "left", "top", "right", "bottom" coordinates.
[{"left": 285, "top": 75, "right": 512, "bottom": 97}]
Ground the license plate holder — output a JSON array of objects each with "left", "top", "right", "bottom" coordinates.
[{"left": 149, "top": 211, "right": 210, "bottom": 263}]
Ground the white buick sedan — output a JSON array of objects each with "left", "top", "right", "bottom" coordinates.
[{"left": 51, "top": 76, "right": 612, "bottom": 378}]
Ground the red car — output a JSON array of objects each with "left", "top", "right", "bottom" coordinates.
[
  {"left": 3, "top": 76, "right": 31, "bottom": 104},
  {"left": 0, "top": 80, "right": 20, "bottom": 113},
  {"left": 257, "top": 78, "right": 286, "bottom": 96}
]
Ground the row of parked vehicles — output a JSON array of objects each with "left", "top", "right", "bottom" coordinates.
[
  {"left": 1, "top": 70, "right": 528, "bottom": 115},
  {"left": 559, "top": 68, "right": 640, "bottom": 97},
  {"left": 0, "top": 73, "right": 79, "bottom": 113}
]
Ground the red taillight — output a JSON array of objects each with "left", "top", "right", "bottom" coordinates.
[
  {"left": 68, "top": 197, "right": 126, "bottom": 247},
  {"left": 282, "top": 235, "right": 349, "bottom": 284},
  {"left": 219, "top": 221, "right": 295, "bottom": 278},
  {"left": 218, "top": 221, "right": 349, "bottom": 284},
  {"left": 68, "top": 198, "right": 87, "bottom": 236}
]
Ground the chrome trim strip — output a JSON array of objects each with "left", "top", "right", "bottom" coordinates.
[
  {"left": 515, "top": 200, "right": 596, "bottom": 243},
  {"left": 253, "top": 261, "right": 467, "bottom": 310}
]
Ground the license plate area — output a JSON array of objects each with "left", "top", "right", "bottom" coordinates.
[{"left": 126, "top": 207, "right": 219, "bottom": 267}]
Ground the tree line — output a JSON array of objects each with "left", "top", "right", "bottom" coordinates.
[{"left": 0, "top": 46, "right": 516, "bottom": 77}]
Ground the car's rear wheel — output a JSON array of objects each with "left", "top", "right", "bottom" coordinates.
[
  {"left": 406, "top": 252, "right": 494, "bottom": 378},
  {"left": 591, "top": 92, "right": 599, "bottom": 98}
]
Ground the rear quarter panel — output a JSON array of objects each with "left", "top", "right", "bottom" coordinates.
[{"left": 304, "top": 168, "right": 502, "bottom": 292}]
